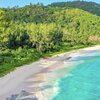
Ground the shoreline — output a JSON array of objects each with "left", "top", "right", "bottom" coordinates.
[
  {"left": 0, "top": 45, "right": 100, "bottom": 100},
  {"left": 35, "top": 45, "right": 100, "bottom": 100}
]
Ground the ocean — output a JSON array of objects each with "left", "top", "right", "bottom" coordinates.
[{"left": 52, "top": 51, "right": 100, "bottom": 100}]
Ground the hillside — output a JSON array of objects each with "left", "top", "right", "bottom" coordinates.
[
  {"left": 0, "top": 3, "right": 100, "bottom": 75},
  {"left": 0, "top": 5, "right": 100, "bottom": 45},
  {"left": 50, "top": 1, "right": 100, "bottom": 16}
]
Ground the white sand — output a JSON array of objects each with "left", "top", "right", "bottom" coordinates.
[{"left": 0, "top": 45, "right": 100, "bottom": 100}]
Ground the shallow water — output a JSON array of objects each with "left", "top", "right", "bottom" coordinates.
[{"left": 52, "top": 51, "right": 100, "bottom": 100}]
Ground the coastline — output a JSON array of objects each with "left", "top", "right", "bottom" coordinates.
[
  {"left": 35, "top": 45, "right": 100, "bottom": 100},
  {"left": 0, "top": 45, "right": 100, "bottom": 100}
]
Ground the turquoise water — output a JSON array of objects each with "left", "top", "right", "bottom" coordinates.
[{"left": 53, "top": 52, "right": 100, "bottom": 100}]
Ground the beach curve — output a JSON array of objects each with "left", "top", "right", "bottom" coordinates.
[{"left": 0, "top": 45, "right": 100, "bottom": 100}]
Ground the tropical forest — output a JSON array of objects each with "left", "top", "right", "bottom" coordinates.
[{"left": 0, "top": 0, "right": 100, "bottom": 76}]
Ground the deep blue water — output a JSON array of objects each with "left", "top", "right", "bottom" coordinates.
[{"left": 53, "top": 51, "right": 100, "bottom": 100}]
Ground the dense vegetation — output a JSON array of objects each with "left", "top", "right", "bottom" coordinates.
[
  {"left": 0, "top": 1, "right": 100, "bottom": 76},
  {"left": 50, "top": 1, "right": 100, "bottom": 16}
]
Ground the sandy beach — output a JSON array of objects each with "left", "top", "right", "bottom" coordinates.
[{"left": 0, "top": 45, "right": 100, "bottom": 100}]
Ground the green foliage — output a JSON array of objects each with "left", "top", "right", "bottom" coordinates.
[
  {"left": 0, "top": 2, "right": 100, "bottom": 76},
  {"left": 49, "top": 27, "right": 63, "bottom": 49},
  {"left": 50, "top": 1, "right": 100, "bottom": 16},
  {"left": 8, "top": 29, "right": 31, "bottom": 49},
  {"left": 0, "top": 48, "right": 43, "bottom": 76}
]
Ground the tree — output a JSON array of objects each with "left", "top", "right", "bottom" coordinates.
[{"left": 8, "top": 29, "right": 31, "bottom": 49}]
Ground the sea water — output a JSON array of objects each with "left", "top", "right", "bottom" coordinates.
[{"left": 52, "top": 51, "right": 100, "bottom": 100}]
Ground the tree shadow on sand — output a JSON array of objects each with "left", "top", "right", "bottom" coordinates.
[
  {"left": 6, "top": 90, "right": 38, "bottom": 100},
  {"left": 7, "top": 84, "right": 53, "bottom": 100}
]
